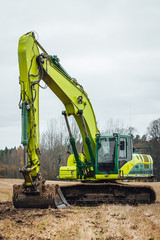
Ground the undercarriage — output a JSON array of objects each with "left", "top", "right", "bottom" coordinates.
[{"left": 12, "top": 181, "right": 156, "bottom": 209}]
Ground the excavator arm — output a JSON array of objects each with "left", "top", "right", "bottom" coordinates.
[
  {"left": 18, "top": 31, "right": 99, "bottom": 180},
  {"left": 13, "top": 32, "right": 100, "bottom": 208}
]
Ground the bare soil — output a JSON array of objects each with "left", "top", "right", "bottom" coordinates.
[{"left": 0, "top": 179, "right": 160, "bottom": 240}]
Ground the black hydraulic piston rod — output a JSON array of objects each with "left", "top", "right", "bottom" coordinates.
[{"left": 21, "top": 101, "right": 28, "bottom": 166}]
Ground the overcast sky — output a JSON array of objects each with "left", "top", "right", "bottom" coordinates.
[{"left": 0, "top": 0, "right": 160, "bottom": 149}]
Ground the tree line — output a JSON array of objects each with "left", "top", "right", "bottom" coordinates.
[{"left": 0, "top": 117, "right": 160, "bottom": 181}]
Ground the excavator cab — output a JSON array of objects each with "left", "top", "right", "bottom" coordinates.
[{"left": 95, "top": 134, "right": 133, "bottom": 177}]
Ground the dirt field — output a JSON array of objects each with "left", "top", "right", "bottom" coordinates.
[{"left": 0, "top": 179, "right": 160, "bottom": 240}]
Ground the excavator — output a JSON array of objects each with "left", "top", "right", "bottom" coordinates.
[{"left": 13, "top": 32, "right": 156, "bottom": 208}]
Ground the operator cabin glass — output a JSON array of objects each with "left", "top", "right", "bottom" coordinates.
[
  {"left": 118, "top": 137, "right": 132, "bottom": 168},
  {"left": 97, "top": 138, "right": 115, "bottom": 173}
]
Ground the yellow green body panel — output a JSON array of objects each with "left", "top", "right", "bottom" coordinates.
[
  {"left": 120, "top": 154, "right": 153, "bottom": 176},
  {"left": 67, "top": 153, "right": 86, "bottom": 166},
  {"left": 59, "top": 166, "right": 77, "bottom": 180}
]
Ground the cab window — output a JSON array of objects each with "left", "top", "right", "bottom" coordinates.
[{"left": 119, "top": 138, "right": 127, "bottom": 159}]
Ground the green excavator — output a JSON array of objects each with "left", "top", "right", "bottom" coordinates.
[{"left": 13, "top": 32, "right": 156, "bottom": 208}]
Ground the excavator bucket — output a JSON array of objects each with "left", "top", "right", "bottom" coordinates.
[{"left": 12, "top": 184, "right": 69, "bottom": 209}]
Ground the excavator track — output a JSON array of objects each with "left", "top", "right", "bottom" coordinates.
[
  {"left": 12, "top": 182, "right": 156, "bottom": 209},
  {"left": 60, "top": 182, "right": 156, "bottom": 205},
  {"left": 12, "top": 184, "right": 69, "bottom": 209}
]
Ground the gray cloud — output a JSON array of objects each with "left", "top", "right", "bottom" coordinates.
[{"left": 0, "top": 0, "right": 160, "bottom": 149}]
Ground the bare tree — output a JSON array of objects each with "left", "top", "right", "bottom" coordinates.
[
  {"left": 147, "top": 118, "right": 160, "bottom": 181},
  {"left": 147, "top": 118, "right": 160, "bottom": 141},
  {"left": 40, "top": 118, "right": 66, "bottom": 179},
  {"left": 101, "top": 118, "right": 137, "bottom": 137},
  {"left": 40, "top": 116, "right": 82, "bottom": 180},
  {"left": 0, "top": 146, "right": 23, "bottom": 178}
]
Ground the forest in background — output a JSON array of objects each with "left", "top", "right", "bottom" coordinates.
[{"left": 0, "top": 117, "right": 160, "bottom": 181}]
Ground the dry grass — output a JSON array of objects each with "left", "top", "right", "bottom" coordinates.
[{"left": 0, "top": 179, "right": 160, "bottom": 240}]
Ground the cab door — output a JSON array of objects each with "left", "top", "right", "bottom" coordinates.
[
  {"left": 118, "top": 137, "right": 132, "bottom": 169},
  {"left": 96, "top": 137, "right": 116, "bottom": 174}
]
